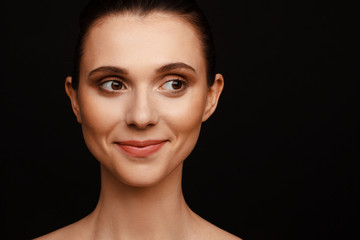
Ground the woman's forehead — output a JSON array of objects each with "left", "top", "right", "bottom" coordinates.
[{"left": 81, "top": 13, "right": 206, "bottom": 75}]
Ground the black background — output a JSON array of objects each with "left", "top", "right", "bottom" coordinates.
[{"left": 1, "top": 0, "right": 359, "bottom": 239}]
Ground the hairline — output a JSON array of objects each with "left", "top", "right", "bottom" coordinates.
[
  {"left": 81, "top": 10, "right": 206, "bottom": 53},
  {"left": 73, "top": 4, "right": 215, "bottom": 90},
  {"left": 78, "top": 10, "right": 209, "bottom": 83}
]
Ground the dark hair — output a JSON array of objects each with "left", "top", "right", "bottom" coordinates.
[{"left": 72, "top": 0, "right": 216, "bottom": 89}]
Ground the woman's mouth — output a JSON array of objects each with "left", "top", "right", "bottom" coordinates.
[{"left": 115, "top": 140, "right": 167, "bottom": 158}]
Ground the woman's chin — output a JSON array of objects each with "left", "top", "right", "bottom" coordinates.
[
  {"left": 102, "top": 163, "right": 180, "bottom": 189},
  {"left": 121, "top": 173, "right": 165, "bottom": 188}
]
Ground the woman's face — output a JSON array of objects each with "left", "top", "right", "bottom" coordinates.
[{"left": 66, "top": 12, "right": 223, "bottom": 187}]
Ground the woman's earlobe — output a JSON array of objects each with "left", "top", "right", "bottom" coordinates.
[
  {"left": 202, "top": 73, "right": 224, "bottom": 122},
  {"left": 65, "top": 76, "right": 82, "bottom": 123}
]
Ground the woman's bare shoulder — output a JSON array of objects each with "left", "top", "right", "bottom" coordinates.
[
  {"left": 33, "top": 227, "right": 70, "bottom": 240},
  {"left": 34, "top": 212, "right": 242, "bottom": 240},
  {"left": 203, "top": 223, "right": 242, "bottom": 240},
  {"left": 33, "top": 225, "right": 78, "bottom": 240},
  {"left": 33, "top": 229, "right": 66, "bottom": 240},
  {"left": 190, "top": 212, "right": 242, "bottom": 240},
  {"left": 33, "top": 217, "right": 90, "bottom": 240}
]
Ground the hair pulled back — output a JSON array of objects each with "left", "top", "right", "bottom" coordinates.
[{"left": 72, "top": 0, "right": 216, "bottom": 89}]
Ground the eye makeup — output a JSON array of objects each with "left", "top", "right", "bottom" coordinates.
[
  {"left": 158, "top": 77, "right": 189, "bottom": 96},
  {"left": 93, "top": 75, "right": 128, "bottom": 94},
  {"left": 86, "top": 64, "right": 198, "bottom": 96}
]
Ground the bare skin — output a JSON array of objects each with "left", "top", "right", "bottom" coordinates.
[{"left": 35, "top": 12, "right": 241, "bottom": 240}]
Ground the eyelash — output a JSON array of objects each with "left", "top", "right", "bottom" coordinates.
[
  {"left": 96, "top": 76, "right": 189, "bottom": 95},
  {"left": 160, "top": 78, "right": 188, "bottom": 95},
  {"left": 97, "top": 77, "right": 126, "bottom": 93}
]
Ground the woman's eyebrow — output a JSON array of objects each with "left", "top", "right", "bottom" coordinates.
[
  {"left": 156, "top": 62, "right": 196, "bottom": 74},
  {"left": 88, "top": 62, "right": 196, "bottom": 78},
  {"left": 88, "top": 66, "right": 128, "bottom": 77}
]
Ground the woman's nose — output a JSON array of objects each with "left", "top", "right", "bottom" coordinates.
[{"left": 125, "top": 89, "right": 159, "bottom": 129}]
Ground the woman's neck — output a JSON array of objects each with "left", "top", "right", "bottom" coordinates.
[{"left": 87, "top": 163, "right": 195, "bottom": 240}]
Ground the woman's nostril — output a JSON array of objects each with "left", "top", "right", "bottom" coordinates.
[
  {"left": 128, "top": 122, "right": 155, "bottom": 130},
  {"left": 126, "top": 108, "right": 158, "bottom": 129}
]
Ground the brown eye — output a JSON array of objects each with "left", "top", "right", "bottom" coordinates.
[
  {"left": 111, "top": 81, "right": 123, "bottom": 90},
  {"left": 161, "top": 80, "right": 184, "bottom": 91},
  {"left": 171, "top": 80, "right": 183, "bottom": 90},
  {"left": 101, "top": 80, "right": 125, "bottom": 91}
]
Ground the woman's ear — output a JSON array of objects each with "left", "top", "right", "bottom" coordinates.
[
  {"left": 202, "top": 73, "right": 224, "bottom": 122},
  {"left": 65, "top": 76, "right": 82, "bottom": 123}
]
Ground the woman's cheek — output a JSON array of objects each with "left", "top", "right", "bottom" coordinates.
[
  {"left": 161, "top": 92, "right": 206, "bottom": 136},
  {"left": 79, "top": 93, "right": 124, "bottom": 153},
  {"left": 81, "top": 93, "right": 120, "bottom": 126}
]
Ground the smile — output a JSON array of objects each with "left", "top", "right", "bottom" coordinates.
[{"left": 115, "top": 140, "right": 167, "bottom": 158}]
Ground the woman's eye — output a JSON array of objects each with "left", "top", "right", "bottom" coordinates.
[
  {"left": 161, "top": 79, "right": 185, "bottom": 92},
  {"left": 100, "top": 80, "right": 126, "bottom": 91}
]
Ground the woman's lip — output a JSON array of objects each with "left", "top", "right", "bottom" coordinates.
[{"left": 115, "top": 140, "right": 167, "bottom": 157}]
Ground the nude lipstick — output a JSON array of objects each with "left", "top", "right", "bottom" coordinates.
[{"left": 115, "top": 140, "right": 167, "bottom": 158}]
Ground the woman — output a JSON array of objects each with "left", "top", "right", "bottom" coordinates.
[{"left": 36, "top": 0, "right": 240, "bottom": 239}]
